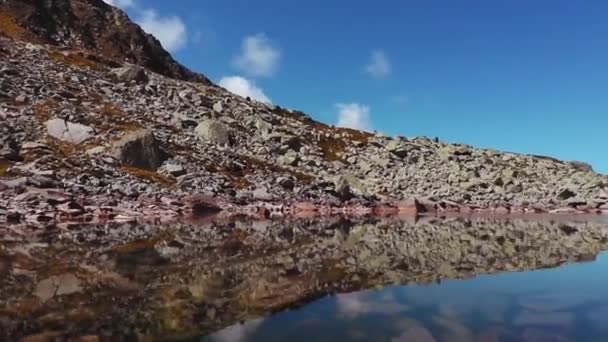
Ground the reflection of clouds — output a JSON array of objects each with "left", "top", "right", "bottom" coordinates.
[
  {"left": 208, "top": 318, "right": 264, "bottom": 342},
  {"left": 336, "top": 290, "right": 408, "bottom": 319}
]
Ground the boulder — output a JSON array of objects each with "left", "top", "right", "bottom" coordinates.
[
  {"left": 111, "top": 129, "right": 169, "bottom": 170},
  {"left": 385, "top": 140, "right": 409, "bottom": 158},
  {"left": 46, "top": 119, "right": 93, "bottom": 144},
  {"left": 334, "top": 174, "right": 368, "bottom": 200},
  {"left": 278, "top": 150, "right": 299, "bottom": 166},
  {"left": 213, "top": 101, "right": 223, "bottom": 113},
  {"left": 112, "top": 65, "right": 148, "bottom": 83},
  {"left": 195, "top": 119, "right": 234, "bottom": 146}
]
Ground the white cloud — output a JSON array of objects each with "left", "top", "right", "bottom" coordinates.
[
  {"left": 219, "top": 76, "right": 271, "bottom": 104},
  {"left": 365, "top": 50, "right": 391, "bottom": 78},
  {"left": 336, "top": 103, "right": 372, "bottom": 131},
  {"left": 138, "top": 9, "right": 187, "bottom": 52},
  {"left": 103, "top": 0, "right": 135, "bottom": 8},
  {"left": 234, "top": 33, "right": 281, "bottom": 77}
]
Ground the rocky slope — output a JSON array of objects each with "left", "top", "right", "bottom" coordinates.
[{"left": 1, "top": 0, "right": 608, "bottom": 224}]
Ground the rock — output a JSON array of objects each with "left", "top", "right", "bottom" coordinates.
[
  {"left": 195, "top": 119, "right": 234, "bottom": 146},
  {"left": 397, "top": 199, "right": 424, "bottom": 214},
  {"left": 162, "top": 162, "right": 186, "bottom": 177},
  {"left": 213, "top": 101, "right": 223, "bottom": 113},
  {"left": 557, "top": 189, "right": 577, "bottom": 200},
  {"left": 278, "top": 150, "right": 299, "bottom": 166},
  {"left": 111, "top": 129, "right": 169, "bottom": 170},
  {"left": 34, "top": 273, "right": 82, "bottom": 302},
  {"left": 255, "top": 119, "right": 273, "bottom": 138},
  {"left": 253, "top": 187, "right": 273, "bottom": 201},
  {"left": 386, "top": 140, "right": 408, "bottom": 158},
  {"left": 277, "top": 177, "right": 295, "bottom": 190},
  {"left": 335, "top": 174, "right": 368, "bottom": 200},
  {"left": 46, "top": 119, "right": 93, "bottom": 144},
  {"left": 112, "top": 65, "right": 148, "bottom": 83}
]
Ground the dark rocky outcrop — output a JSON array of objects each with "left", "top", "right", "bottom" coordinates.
[
  {"left": 0, "top": 0, "right": 212, "bottom": 84},
  {"left": 111, "top": 129, "right": 169, "bottom": 170}
]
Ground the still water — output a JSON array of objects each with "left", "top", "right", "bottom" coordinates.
[
  {"left": 206, "top": 253, "right": 608, "bottom": 342},
  {"left": 1, "top": 215, "right": 608, "bottom": 341}
]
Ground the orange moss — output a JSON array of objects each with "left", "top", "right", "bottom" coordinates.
[
  {"left": 33, "top": 100, "right": 61, "bottom": 122},
  {"left": 0, "top": 159, "right": 12, "bottom": 176},
  {"left": 92, "top": 102, "right": 141, "bottom": 133},
  {"left": 48, "top": 50, "right": 102, "bottom": 70},
  {"left": 230, "top": 175, "right": 251, "bottom": 189},
  {"left": 120, "top": 166, "right": 176, "bottom": 187},
  {"left": 0, "top": 299, "right": 40, "bottom": 317},
  {"left": 240, "top": 155, "right": 315, "bottom": 184},
  {"left": 112, "top": 231, "right": 175, "bottom": 254},
  {"left": 0, "top": 11, "right": 26, "bottom": 39}
]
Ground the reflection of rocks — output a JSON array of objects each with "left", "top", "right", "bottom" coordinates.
[
  {"left": 0, "top": 216, "right": 608, "bottom": 339},
  {"left": 34, "top": 273, "right": 82, "bottom": 302}
]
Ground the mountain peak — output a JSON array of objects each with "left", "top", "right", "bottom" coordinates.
[{"left": 0, "top": 0, "right": 212, "bottom": 84}]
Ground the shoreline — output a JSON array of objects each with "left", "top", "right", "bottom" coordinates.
[{"left": 2, "top": 184, "right": 608, "bottom": 229}]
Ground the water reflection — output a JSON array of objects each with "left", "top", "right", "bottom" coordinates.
[
  {"left": 0, "top": 215, "right": 607, "bottom": 341},
  {"left": 206, "top": 252, "right": 608, "bottom": 341}
]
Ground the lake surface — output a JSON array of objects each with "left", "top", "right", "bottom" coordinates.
[{"left": 1, "top": 215, "right": 608, "bottom": 341}]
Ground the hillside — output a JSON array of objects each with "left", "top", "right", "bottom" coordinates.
[{"left": 1, "top": 0, "right": 607, "bottom": 226}]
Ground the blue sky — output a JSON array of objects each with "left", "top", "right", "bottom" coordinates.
[{"left": 107, "top": 0, "right": 608, "bottom": 174}]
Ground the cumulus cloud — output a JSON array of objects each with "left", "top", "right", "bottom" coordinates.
[
  {"left": 103, "top": 0, "right": 135, "bottom": 8},
  {"left": 365, "top": 50, "right": 391, "bottom": 78},
  {"left": 219, "top": 76, "right": 271, "bottom": 104},
  {"left": 234, "top": 33, "right": 281, "bottom": 77},
  {"left": 335, "top": 103, "right": 372, "bottom": 131},
  {"left": 138, "top": 9, "right": 187, "bottom": 52}
]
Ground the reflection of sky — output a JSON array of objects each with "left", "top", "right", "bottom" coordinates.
[
  {"left": 335, "top": 290, "right": 409, "bottom": 319},
  {"left": 206, "top": 318, "right": 264, "bottom": 342}
]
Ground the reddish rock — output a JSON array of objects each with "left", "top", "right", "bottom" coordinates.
[
  {"left": 372, "top": 204, "right": 398, "bottom": 216},
  {"left": 397, "top": 199, "right": 423, "bottom": 215},
  {"left": 549, "top": 207, "right": 582, "bottom": 214},
  {"left": 494, "top": 206, "right": 510, "bottom": 214},
  {"left": 293, "top": 202, "right": 318, "bottom": 212}
]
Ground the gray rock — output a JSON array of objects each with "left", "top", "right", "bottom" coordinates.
[
  {"left": 45, "top": 119, "right": 93, "bottom": 144},
  {"left": 113, "top": 65, "right": 148, "bottom": 83},
  {"left": 34, "top": 273, "right": 82, "bottom": 302},
  {"left": 213, "top": 101, "right": 223, "bottom": 113},
  {"left": 278, "top": 150, "right": 299, "bottom": 166},
  {"left": 195, "top": 119, "right": 234, "bottom": 146},
  {"left": 277, "top": 177, "right": 295, "bottom": 190},
  {"left": 162, "top": 162, "right": 186, "bottom": 177},
  {"left": 111, "top": 129, "right": 169, "bottom": 170},
  {"left": 335, "top": 174, "right": 368, "bottom": 200},
  {"left": 253, "top": 187, "right": 273, "bottom": 201}
]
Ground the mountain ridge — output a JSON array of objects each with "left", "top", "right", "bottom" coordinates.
[{"left": 0, "top": 0, "right": 212, "bottom": 84}]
